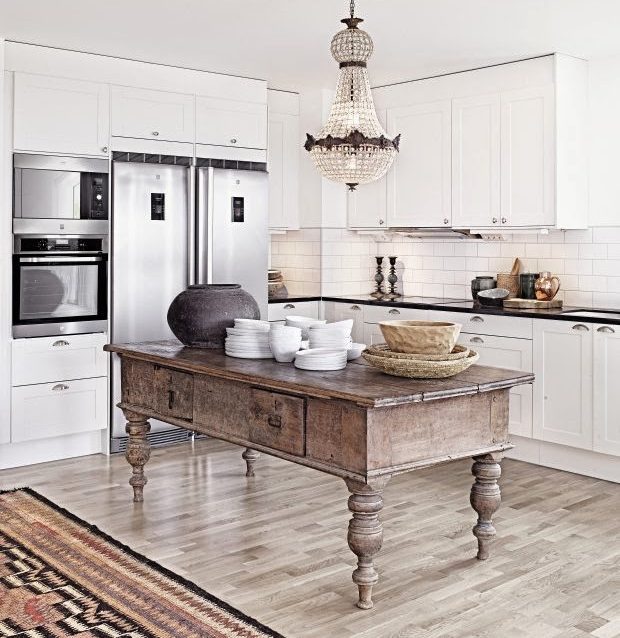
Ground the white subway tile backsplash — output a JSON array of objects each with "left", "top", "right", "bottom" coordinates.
[
  {"left": 564, "top": 259, "right": 593, "bottom": 275},
  {"left": 593, "top": 227, "right": 620, "bottom": 243},
  {"left": 578, "top": 243, "right": 607, "bottom": 259},
  {"left": 564, "top": 290, "right": 593, "bottom": 307}
]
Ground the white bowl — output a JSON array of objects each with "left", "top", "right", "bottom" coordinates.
[
  {"left": 310, "top": 319, "right": 354, "bottom": 333},
  {"left": 347, "top": 343, "right": 367, "bottom": 360}
]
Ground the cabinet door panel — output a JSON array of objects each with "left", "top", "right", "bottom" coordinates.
[
  {"left": 459, "top": 333, "right": 533, "bottom": 437},
  {"left": 268, "top": 111, "right": 299, "bottom": 229},
  {"left": 452, "top": 94, "right": 501, "bottom": 228},
  {"left": 196, "top": 97, "right": 267, "bottom": 149},
  {"left": 533, "top": 320, "right": 593, "bottom": 449},
  {"left": 111, "top": 86, "right": 194, "bottom": 143},
  {"left": 332, "top": 303, "right": 365, "bottom": 343},
  {"left": 14, "top": 73, "right": 109, "bottom": 156},
  {"left": 501, "top": 86, "right": 555, "bottom": 227},
  {"left": 593, "top": 325, "right": 620, "bottom": 456},
  {"left": 387, "top": 100, "right": 451, "bottom": 228}
]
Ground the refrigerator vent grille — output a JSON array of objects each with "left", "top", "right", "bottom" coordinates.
[
  {"left": 195, "top": 157, "right": 267, "bottom": 172},
  {"left": 110, "top": 429, "right": 208, "bottom": 453},
  {"left": 112, "top": 151, "right": 191, "bottom": 166}
]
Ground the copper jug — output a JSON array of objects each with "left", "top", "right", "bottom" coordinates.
[{"left": 535, "top": 272, "right": 561, "bottom": 301}]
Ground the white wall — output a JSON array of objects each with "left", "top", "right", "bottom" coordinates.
[
  {"left": 0, "top": 40, "right": 9, "bottom": 444},
  {"left": 588, "top": 54, "right": 620, "bottom": 227}
]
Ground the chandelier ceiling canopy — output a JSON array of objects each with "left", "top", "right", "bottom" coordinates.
[{"left": 304, "top": 0, "right": 401, "bottom": 191}]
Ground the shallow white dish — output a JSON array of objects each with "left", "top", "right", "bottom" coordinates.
[
  {"left": 226, "top": 351, "right": 274, "bottom": 359},
  {"left": 347, "top": 343, "right": 367, "bottom": 360}
]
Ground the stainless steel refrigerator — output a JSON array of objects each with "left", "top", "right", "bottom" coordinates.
[{"left": 110, "top": 159, "right": 268, "bottom": 451}]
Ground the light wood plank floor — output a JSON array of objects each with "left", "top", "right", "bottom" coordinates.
[{"left": 1, "top": 439, "right": 619, "bottom": 638}]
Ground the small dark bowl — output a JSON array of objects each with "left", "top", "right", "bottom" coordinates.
[{"left": 477, "top": 288, "right": 510, "bottom": 307}]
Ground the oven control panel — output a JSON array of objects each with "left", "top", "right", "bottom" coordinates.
[{"left": 16, "top": 236, "right": 106, "bottom": 253}]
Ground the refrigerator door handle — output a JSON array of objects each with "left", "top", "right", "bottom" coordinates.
[
  {"left": 187, "top": 164, "right": 196, "bottom": 286},
  {"left": 196, "top": 167, "right": 214, "bottom": 285}
]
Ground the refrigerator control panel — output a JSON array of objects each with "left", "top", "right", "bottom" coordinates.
[
  {"left": 151, "top": 193, "right": 165, "bottom": 220},
  {"left": 232, "top": 196, "right": 244, "bottom": 223}
]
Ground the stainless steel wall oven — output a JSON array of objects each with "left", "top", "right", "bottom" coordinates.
[{"left": 13, "top": 235, "right": 108, "bottom": 337}]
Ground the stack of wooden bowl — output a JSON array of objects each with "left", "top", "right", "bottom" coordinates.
[
  {"left": 362, "top": 320, "right": 479, "bottom": 379},
  {"left": 268, "top": 269, "right": 288, "bottom": 300}
]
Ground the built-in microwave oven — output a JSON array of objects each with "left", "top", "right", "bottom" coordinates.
[{"left": 13, "top": 154, "right": 109, "bottom": 234}]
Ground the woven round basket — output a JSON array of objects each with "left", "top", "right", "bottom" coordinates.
[
  {"left": 366, "top": 343, "right": 470, "bottom": 361},
  {"left": 362, "top": 349, "right": 479, "bottom": 379}
]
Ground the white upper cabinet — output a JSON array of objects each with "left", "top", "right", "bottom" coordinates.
[
  {"left": 196, "top": 96, "right": 267, "bottom": 149},
  {"left": 268, "top": 90, "right": 300, "bottom": 229},
  {"left": 452, "top": 94, "right": 501, "bottom": 228},
  {"left": 593, "top": 324, "right": 620, "bottom": 456},
  {"left": 13, "top": 73, "right": 109, "bottom": 156},
  {"left": 386, "top": 100, "right": 451, "bottom": 228},
  {"left": 111, "top": 86, "right": 194, "bottom": 143},
  {"left": 500, "top": 85, "right": 555, "bottom": 227},
  {"left": 533, "top": 320, "right": 593, "bottom": 449}
]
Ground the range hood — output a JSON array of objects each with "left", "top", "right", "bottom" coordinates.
[{"left": 388, "top": 228, "right": 483, "bottom": 239}]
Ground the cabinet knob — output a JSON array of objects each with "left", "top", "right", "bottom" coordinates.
[
  {"left": 350, "top": 305, "right": 361, "bottom": 311},
  {"left": 470, "top": 336, "right": 484, "bottom": 344},
  {"left": 52, "top": 339, "right": 70, "bottom": 347},
  {"left": 471, "top": 316, "right": 485, "bottom": 323},
  {"left": 597, "top": 326, "right": 615, "bottom": 334},
  {"left": 443, "top": 218, "right": 450, "bottom": 225},
  {"left": 501, "top": 217, "right": 507, "bottom": 224},
  {"left": 267, "top": 414, "right": 282, "bottom": 429},
  {"left": 572, "top": 323, "right": 589, "bottom": 332},
  {"left": 52, "top": 383, "right": 69, "bottom": 392},
  {"left": 152, "top": 131, "right": 159, "bottom": 136},
  {"left": 283, "top": 304, "right": 295, "bottom": 309},
  {"left": 230, "top": 138, "right": 238, "bottom": 144},
  {"left": 492, "top": 218, "right": 498, "bottom": 224},
  {"left": 101, "top": 146, "right": 108, "bottom": 153},
  {"left": 379, "top": 219, "right": 385, "bottom": 225},
  {"left": 388, "top": 308, "right": 400, "bottom": 315}
]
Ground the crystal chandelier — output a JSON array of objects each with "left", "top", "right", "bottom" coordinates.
[{"left": 305, "top": 0, "right": 400, "bottom": 191}]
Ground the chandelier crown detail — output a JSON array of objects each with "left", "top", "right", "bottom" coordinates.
[{"left": 305, "top": 0, "right": 400, "bottom": 191}]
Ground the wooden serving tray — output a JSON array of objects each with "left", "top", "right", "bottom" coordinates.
[{"left": 503, "top": 298, "right": 563, "bottom": 309}]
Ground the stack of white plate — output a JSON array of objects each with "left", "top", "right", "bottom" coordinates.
[
  {"left": 308, "top": 319, "right": 353, "bottom": 350},
  {"left": 269, "top": 325, "right": 302, "bottom": 362},
  {"left": 285, "top": 315, "right": 327, "bottom": 340},
  {"left": 225, "top": 319, "right": 273, "bottom": 359},
  {"left": 294, "top": 348, "right": 348, "bottom": 371}
]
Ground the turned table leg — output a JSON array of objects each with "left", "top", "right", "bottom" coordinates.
[
  {"left": 470, "top": 453, "right": 502, "bottom": 560},
  {"left": 123, "top": 410, "right": 151, "bottom": 503},
  {"left": 344, "top": 477, "right": 390, "bottom": 610},
  {"left": 242, "top": 448, "right": 260, "bottom": 477}
]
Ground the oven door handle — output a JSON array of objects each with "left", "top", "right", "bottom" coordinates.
[{"left": 18, "top": 255, "right": 106, "bottom": 263}]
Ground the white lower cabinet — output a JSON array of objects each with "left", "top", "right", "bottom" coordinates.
[
  {"left": 593, "top": 324, "right": 620, "bottom": 456},
  {"left": 459, "top": 332, "right": 533, "bottom": 437},
  {"left": 267, "top": 301, "right": 319, "bottom": 322},
  {"left": 11, "top": 377, "right": 107, "bottom": 443},
  {"left": 324, "top": 302, "right": 365, "bottom": 343},
  {"left": 533, "top": 320, "right": 593, "bottom": 449}
]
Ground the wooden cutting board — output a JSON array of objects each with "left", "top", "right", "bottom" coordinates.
[{"left": 503, "top": 298, "right": 563, "bottom": 309}]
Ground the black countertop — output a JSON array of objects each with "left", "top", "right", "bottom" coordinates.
[{"left": 269, "top": 295, "right": 620, "bottom": 325}]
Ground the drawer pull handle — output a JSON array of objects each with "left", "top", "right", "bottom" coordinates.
[
  {"left": 388, "top": 309, "right": 400, "bottom": 315},
  {"left": 572, "top": 324, "right": 589, "bottom": 332},
  {"left": 470, "top": 337, "right": 484, "bottom": 344},
  {"left": 267, "top": 414, "right": 282, "bottom": 429},
  {"left": 52, "top": 340, "right": 70, "bottom": 347},
  {"left": 52, "top": 383, "right": 69, "bottom": 392},
  {"left": 597, "top": 326, "right": 615, "bottom": 334},
  {"left": 350, "top": 305, "right": 361, "bottom": 311},
  {"left": 168, "top": 390, "right": 175, "bottom": 409},
  {"left": 471, "top": 316, "right": 484, "bottom": 323},
  {"left": 230, "top": 138, "right": 238, "bottom": 144},
  {"left": 284, "top": 304, "right": 295, "bottom": 309}
]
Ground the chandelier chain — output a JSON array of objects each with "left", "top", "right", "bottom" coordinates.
[{"left": 350, "top": 0, "right": 355, "bottom": 18}]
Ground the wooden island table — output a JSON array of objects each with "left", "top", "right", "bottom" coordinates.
[{"left": 105, "top": 340, "right": 534, "bottom": 610}]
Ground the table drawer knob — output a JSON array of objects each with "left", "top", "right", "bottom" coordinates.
[
  {"left": 267, "top": 414, "right": 282, "bottom": 429},
  {"left": 52, "top": 339, "right": 70, "bottom": 347}
]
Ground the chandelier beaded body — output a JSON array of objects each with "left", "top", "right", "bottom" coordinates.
[{"left": 304, "top": 0, "right": 401, "bottom": 191}]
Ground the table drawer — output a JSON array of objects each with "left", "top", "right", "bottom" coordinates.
[
  {"left": 250, "top": 389, "right": 305, "bottom": 456},
  {"left": 11, "top": 377, "right": 107, "bottom": 443},
  {"left": 429, "top": 309, "right": 533, "bottom": 339},
  {"left": 268, "top": 301, "right": 319, "bottom": 322},
  {"left": 154, "top": 366, "right": 194, "bottom": 421},
  {"left": 363, "top": 305, "right": 428, "bottom": 324},
  {"left": 12, "top": 333, "right": 107, "bottom": 386}
]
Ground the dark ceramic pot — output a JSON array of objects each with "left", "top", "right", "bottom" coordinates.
[
  {"left": 167, "top": 284, "right": 260, "bottom": 348},
  {"left": 471, "top": 276, "right": 496, "bottom": 300}
]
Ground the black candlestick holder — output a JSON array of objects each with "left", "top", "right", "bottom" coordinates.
[
  {"left": 370, "top": 256, "right": 385, "bottom": 298},
  {"left": 385, "top": 256, "right": 402, "bottom": 300}
]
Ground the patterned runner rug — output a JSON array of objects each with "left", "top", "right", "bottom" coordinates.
[{"left": 0, "top": 488, "right": 284, "bottom": 638}]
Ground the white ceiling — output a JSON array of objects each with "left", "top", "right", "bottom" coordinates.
[{"left": 2, "top": 0, "right": 620, "bottom": 91}]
